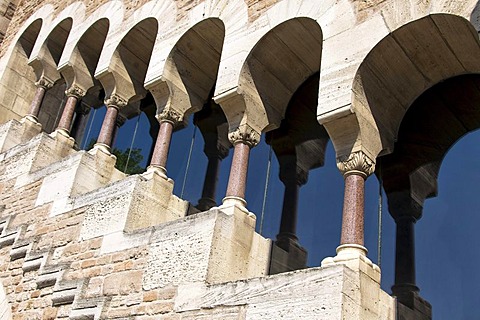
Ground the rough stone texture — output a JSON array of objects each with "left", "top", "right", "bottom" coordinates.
[
  {"left": 0, "top": 0, "right": 460, "bottom": 318},
  {"left": 0, "top": 122, "right": 395, "bottom": 319}
]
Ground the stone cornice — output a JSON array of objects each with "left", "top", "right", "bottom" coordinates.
[{"left": 337, "top": 151, "right": 375, "bottom": 178}]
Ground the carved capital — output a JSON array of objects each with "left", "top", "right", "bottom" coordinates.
[
  {"left": 65, "top": 85, "right": 86, "bottom": 99},
  {"left": 35, "top": 77, "right": 54, "bottom": 90},
  {"left": 228, "top": 126, "right": 260, "bottom": 148},
  {"left": 156, "top": 108, "right": 183, "bottom": 126},
  {"left": 104, "top": 95, "right": 127, "bottom": 109},
  {"left": 337, "top": 151, "right": 375, "bottom": 178}
]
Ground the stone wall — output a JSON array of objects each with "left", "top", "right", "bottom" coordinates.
[
  {"left": 0, "top": 0, "right": 281, "bottom": 60},
  {"left": 0, "top": 118, "right": 395, "bottom": 319}
]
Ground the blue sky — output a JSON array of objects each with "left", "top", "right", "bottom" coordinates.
[{"left": 83, "top": 108, "right": 480, "bottom": 320}]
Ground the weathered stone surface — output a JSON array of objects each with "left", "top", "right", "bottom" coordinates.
[{"left": 103, "top": 270, "right": 143, "bottom": 296}]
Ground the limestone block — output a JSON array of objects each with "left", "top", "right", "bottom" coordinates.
[
  {"left": 0, "top": 118, "right": 41, "bottom": 153},
  {"left": 144, "top": 211, "right": 218, "bottom": 290},
  {"left": 78, "top": 173, "right": 186, "bottom": 240},
  {"left": 143, "top": 207, "right": 270, "bottom": 290},
  {"left": 317, "top": 14, "right": 389, "bottom": 120},
  {"left": 100, "top": 230, "right": 151, "bottom": 255},
  {"left": 12, "top": 146, "right": 124, "bottom": 211},
  {"left": 0, "top": 131, "right": 75, "bottom": 182},
  {"left": 207, "top": 205, "right": 270, "bottom": 284},
  {"left": 176, "top": 265, "right": 347, "bottom": 319}
]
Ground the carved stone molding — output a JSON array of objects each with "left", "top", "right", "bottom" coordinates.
[
  {"left": 228, "top": 125, "right": 260, "bottom": 148},
  {"left": 65, "top": 85, "right": 86, "bottom": 99},
  {"left": 35, "top": 77, "right": 54, "bottom": 90},
  {"left": 156, "top": 108, "right": 183, "bottom": 126},
  {"left": 337, "top": 151, "right": 375, "bottom": 178},
  {"left": 104, "top": 95, "right": 127, "bottom": 109}
]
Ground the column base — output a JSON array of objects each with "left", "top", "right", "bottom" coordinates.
[
  {"left": 21, "top": 114, "right": 40, "bottom": 125},
  {"left": 144, "top": 165, "right": 168, "bottom": 180},
  {"left": 50, "top": 129, "right": 75, "bottom": 144},
  {"left": 321, "top": 244, "right": 380, "bottom": 283},
  {"left": 219, "top": 196, "right": 253, "bottom": 217},
  {"left": 89, "top": 143, "right": 112, "bottom": 155}
]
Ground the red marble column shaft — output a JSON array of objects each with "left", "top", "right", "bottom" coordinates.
[
  {"left": 149, "top": 121, "right": 174, "bottom": 169},
  {"left": 225, "top": 142, "right": 250, "bottom": 200},
  {"left": 340, "top": 173, "right": 365, "bottom": 246},
  {"left": 97, "top": 106, "right": 119, "bottom": 147},
  {"left": 28, "top": 86, "right": 47, "bottom": 118},
  {"left": 56, "top": 95, "right": 78, "bottom": 133}
]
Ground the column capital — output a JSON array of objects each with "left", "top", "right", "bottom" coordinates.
[
  {"left": 337, "top": 151, "right": 375, "bottom": 178},
  {"left": 35, "top": 77, "right": 54, "bottom": 90},
  {"left": 65, "top": 85, "right": 86, "bottom": 99},
  {"left": 104, "top": 95, "right": 127, "bottom": 109},
  {"left": 156, "top": 108, "right": 183, "bottom": 126},
  {"left": 228, "top": 125, "right": 260, "bottom": 148}
]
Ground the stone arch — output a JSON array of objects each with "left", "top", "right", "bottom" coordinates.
[
  {"left": 60, "top": 17, "right": 109, "bottom": 94},
  {"left": 29, "top": 17, "right": 73, "bottom": 84},
  {"left": 54, "top": 18, "right": 110, "bottom": 143},
  {"left": 376, "top": 73, "right": 480, "bottom": 314},
  {"left": 144, "top": 17, "right": 227, "bottom": 205},
  {"left": 29, "top": 17, "right": 73, "bottom": 132},
  {"left": 0, "top": 18, "right": 43, "bottom": 122},
  {"left": 95, "top": 0, "right": 176, "bottom": 101},
  {"left": 97, "top": 17, "right": 158, "bottom": 108},
  {"left": 216, "top": 17, "right": 322, "bottom": 136},
  {"left": 149, "top": 18, "right": 225, "bottom": 119},
  {"left": 380, "top": 74, "right": 480, "bottom": 213},
  {"left": 265, "top": 72, "right": 331, "bottom": 273},
  {"left": 349, "top": 14, "right": 480, "bottom": 160},
  {"left": 28, "top": 1, "right": 85, "bottom": 84}
]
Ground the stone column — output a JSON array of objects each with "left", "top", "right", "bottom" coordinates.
[
  {"left": 392, "top": 215, "right": 419, "bottom": 302},
  {"left": 147, "top": 109, "right": 183, "bottom": 178},
  {"left": 197, "top": 145, "right": 229, "bottom": 211},
  {"left": 222, "top": 126, "right": 260, "bottom": 208},
  {"left": 70, "top": 102, "right": 91, "bottom": 145},
  {"left": 94, "top": 95, "right": 127, "bottom": 152},
  {"left": 54, "top": 85, "right": 85, "bottom": 136},
  {"left": 276, "top": 163, "right": 307, "bottom": 248},
  {"left": 25, "top": 78, "right": 54, "bottom": 122},
  {"left": 336, "top": 151, "right": 375, "bottom": 255},
  {"left": 387, "top": 193, "right": 422, "bottom": 308}
]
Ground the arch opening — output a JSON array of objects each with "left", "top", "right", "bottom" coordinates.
[
  {"left": 237, "top": 17, "right": 322, "bottom": 133},
  {"left": 353, "top": 14, "right": 480, "bottom": 158},
  {"left": 35, "top": 18, "right": 73, "bottom": 133},
  {"left": 377, "top": 73, "right": 480, "bottom": 315},
  {"left": 0, "top": 19, "right": 42, "bottom": 122}
]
